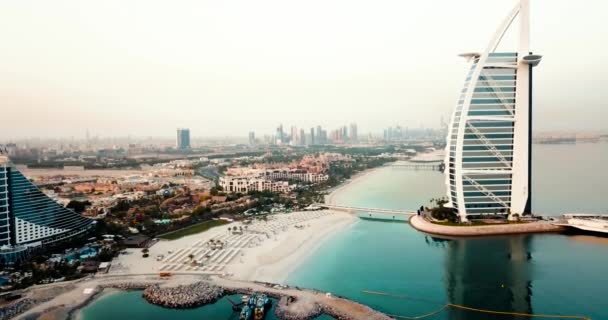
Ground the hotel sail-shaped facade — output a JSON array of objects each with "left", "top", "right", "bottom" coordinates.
[
  {"left": 1, "top": 156, "right": 94, "bottom": 262},
  {"left": 445, "top": 0, "right": 541, "bottom": 222}
]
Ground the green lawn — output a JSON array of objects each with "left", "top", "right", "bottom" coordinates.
[{"left": 158, "top": 220, "right": 229, "bottom": 240}]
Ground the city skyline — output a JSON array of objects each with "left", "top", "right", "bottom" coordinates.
[{"left": 1, "top": 0, "right": 608, "bottom": 139}]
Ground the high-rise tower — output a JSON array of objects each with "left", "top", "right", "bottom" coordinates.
[
  {"left": 445, "top": 0, "right": 542, "bottom": 222},
  {"left": 176, "top": 128, "right": 191, "bottom": 150}
]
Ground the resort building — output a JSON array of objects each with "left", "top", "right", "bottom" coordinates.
[
  {"left": 0, "top": 156, "right": 95, "bottom": 263},
  {"left": 219, "top": 176, "right": 292, "bottom": 194},
  {"left": 444, "top": 0, "right": 542, "bottom": 221},
  {"left": 263, "top": 169, "right": 328, "bottom": 183}
]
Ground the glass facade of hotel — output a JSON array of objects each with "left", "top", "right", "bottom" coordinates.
[
  {"left": 0, "top": 158, "right": 94, "bottom": 249},
  {"left": 445, "top": 0, "right": 539, "bottom": 221},
  {"left": 447, "top": 53, "right": 519, "bottom": 217}
]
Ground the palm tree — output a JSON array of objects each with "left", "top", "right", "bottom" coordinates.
[
  {"left": 239, "top": 226, "right": 243, "bottom": 233},
  {"left": 142, "top": 248, "right": 149, "bottom": 254},
  {"left": 188, "top": 253, "right": 195, "bottom": 264},
  {"left": 228, "top": 227, "right": 232, "bottom": 234},
  {"left": 244, "top": 225, "right": 248, "bottom": 233}
]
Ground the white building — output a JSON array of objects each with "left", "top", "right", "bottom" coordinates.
[
  {"left": 445, "top": 0, "right": 542, "bottom": 222},
  {"left": 219, "top": 176, "right": 292, "bottom": 194},
  {"left": 263, "top": 169, "right": 328, "bottom": 183}
]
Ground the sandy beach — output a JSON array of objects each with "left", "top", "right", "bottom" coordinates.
[
  {"left": 12, "top": 210, "right": 358, "bottom": 320},
  {"left": 109, "top": 210, "right": 356, "bottom": 284}
]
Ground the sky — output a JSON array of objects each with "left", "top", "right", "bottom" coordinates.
[{"left": 0, "top": 0, "right": 607, "bottom": 139}]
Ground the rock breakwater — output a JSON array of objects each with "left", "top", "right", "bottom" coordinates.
[{"left": 142, "top": 282, "right": 224, "bottom": 308}]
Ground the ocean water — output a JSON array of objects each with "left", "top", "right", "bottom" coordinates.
[
  {"left": 82, "top": 143, "right": 608, "bottom": 320},
  {"left": 80, "top": 292, "right": 284, "bottom": 320},
  {"left": 288, "top": 142, "right": 608, "bottom": 319}
]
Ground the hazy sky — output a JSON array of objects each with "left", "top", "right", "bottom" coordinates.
[{"left": 1, "top": 0, "right": 607, "bottom": 139}]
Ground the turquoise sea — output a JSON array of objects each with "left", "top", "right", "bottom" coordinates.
[{"left": 81, "top": 142, "right": 608, "bottom": 320}]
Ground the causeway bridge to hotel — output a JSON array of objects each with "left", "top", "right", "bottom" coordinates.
[
  {"left": 315, "top": 203, "right": 416, "bottom": 216},
  {"left": 384, "top": 161, "right": 445, "bottom": 172}
]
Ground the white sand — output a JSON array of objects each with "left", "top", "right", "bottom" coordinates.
[
  {"left": 110, "top": 210, "right": 356, "bottom": 284},
  {"left": 228, "top": 212, "right": 355, "bottom": 283}
]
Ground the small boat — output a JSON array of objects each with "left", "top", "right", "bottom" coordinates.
[
  {"left": 248, "top": 295, "right": 257, "bottom": 307},
  {"left": 254, "top": 294, "right": 271, "bottom": 320},
  {"left": 240, "top": 305, "right": 252, "bottom": 320}
]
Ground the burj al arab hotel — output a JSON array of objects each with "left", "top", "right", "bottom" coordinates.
[{"left": 445, "top": 0, "right": 542, "bottom": 222}]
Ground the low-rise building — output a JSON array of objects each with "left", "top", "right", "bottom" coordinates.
[{"left": 219, "top": 176, "right": 292, "bottom": 194}]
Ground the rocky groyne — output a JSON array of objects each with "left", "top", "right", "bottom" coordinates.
[
  {"left": 0, "top": 298, "right": 37, "bottom": 320},
  {"left": 101, "top": 282, "right": 155, "bottom": 290},
  {"left": 142, "top": 282, "right": 224, "bottom": 308},
  {"left": 274, "top": 296, "right": 322, "bottom": 320}
]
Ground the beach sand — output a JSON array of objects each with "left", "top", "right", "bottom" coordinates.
[
  {"left": 228, "top": 212, "right": 356, "bottom": 283},
  {"left": 109, "top": 210, "right": 356, "bottom": 284}
]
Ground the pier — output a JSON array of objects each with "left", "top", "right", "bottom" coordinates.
[
  {"left": 315, "top": 204, "right": 416, "bottom": 216},
  {"left": 384, "top": 162, "right": 445, "bottom": 172},
  {"left": 552, "top": 213, "right": 608, "bottom": 234}
]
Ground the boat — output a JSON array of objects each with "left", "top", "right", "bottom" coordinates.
[
  {"left": 254, "top": 293, "right": 271, "bottom": 320},
  {"left": 239, "top": 305, "right": 252, "bottom": 320}
]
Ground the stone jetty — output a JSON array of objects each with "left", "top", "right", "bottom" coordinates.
[
  {"left": 0, "top": 298, "right": 37, "bottom": 320},
  {"left": 143, "top": 282, "right": 224, "bottom": 308},
  {"left": 101, "top": 282, "right": 154, "bottom": 290},
  {"left": 274, "top": 296, "right": 322, "bottom": 320}
]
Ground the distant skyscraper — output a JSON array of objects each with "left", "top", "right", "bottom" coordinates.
[
  {"left": 248, "top": 131, "right": 255, "bottom": 145},
  {"left": 176, "top": 128, "right": 191, "bottom": 150},
  {"left": 349, "top": 123, "right": 358, "bottom": 142},
  {"left": 310, "top": 128, "right": 315, "bottom": 145},
  {"left": 290, "top": 126, "right": 298, "bottom": 145},
  {"left": 445, "top": 0, "right": 541, "bottom": 222},
  {"left": 315, "top": 126, "right": 322, "bottom": 144},
  {"left": 299, "top": 129, "right": 306, "bottom": 145},
  {"left": 276, "top": 124, "right": 284, "bottom": 144},
  {"left": 0, "top": 156, "right": 94, "bottom": 263}
]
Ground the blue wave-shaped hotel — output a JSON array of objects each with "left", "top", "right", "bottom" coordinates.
[{"left": 0, "top": 156, "right": 94, "bottom": 263}]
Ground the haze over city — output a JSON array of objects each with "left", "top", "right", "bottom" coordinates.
[
  {"left": 1, "top": 1, "right": 608, "bottom": 320},
  {"left": 1, "top": 0, "right": 607, "bottom": 139}
]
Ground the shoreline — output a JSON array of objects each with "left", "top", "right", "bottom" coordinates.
[
  {"left": 63, "top": 211, "right": 358, "bottom": 320},
  {"left": 105, "top": 210, "right": 357, "bottom": 281},
  {"left": 325, "top": 166, "right": 386, "bottom": 205},
  {"left": 226, "top": 211, "right": 357, "bottom": 283}
]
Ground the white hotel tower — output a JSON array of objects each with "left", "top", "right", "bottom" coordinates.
[{"left": 445, "top": 0, "right": 542, "bottom": 222}]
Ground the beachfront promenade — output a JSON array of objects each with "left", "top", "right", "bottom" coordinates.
[{"left": 315, "top": 203, "right": 416, "bottom": 216}]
